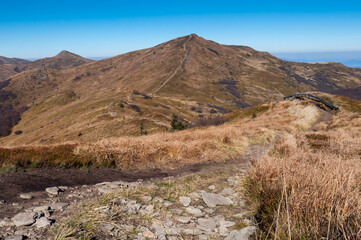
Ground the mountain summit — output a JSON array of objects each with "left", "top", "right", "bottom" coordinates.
[{"left": 0, "top": 34, "right": 360, "bottom": 144}]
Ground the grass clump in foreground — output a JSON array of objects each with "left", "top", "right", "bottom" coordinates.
[{"left": 246, "top": 109, "right": 361, "bottom": 239}]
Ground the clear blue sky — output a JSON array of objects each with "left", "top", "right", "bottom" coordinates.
[{"left": 1, "top": 0, "right": 361, "bottom": 59}]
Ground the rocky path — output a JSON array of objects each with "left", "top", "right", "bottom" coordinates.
[{"left": 0, "top": 143, "right": 270, "bottom": 239}]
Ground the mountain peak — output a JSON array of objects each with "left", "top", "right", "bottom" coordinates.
[{"left": 55, "top": 50, "right": 78, "bottom": 58}]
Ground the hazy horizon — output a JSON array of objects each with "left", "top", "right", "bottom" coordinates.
[{"left": 23, "top": 48, "right": 361, "bottom": 69}]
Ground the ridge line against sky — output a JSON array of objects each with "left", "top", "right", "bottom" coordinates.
[{"left": 1, "top": 0, "right": 361, "bottom": 59}]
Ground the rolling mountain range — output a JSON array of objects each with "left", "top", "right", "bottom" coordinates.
[{"left": 0, "top": 34, "right": 361, "bottom": 145}]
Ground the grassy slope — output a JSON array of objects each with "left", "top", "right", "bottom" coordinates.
[{"left": 1, "top": 35, "right": 361, "bottom": 145}]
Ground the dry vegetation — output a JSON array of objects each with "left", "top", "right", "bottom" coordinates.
[
  {"left": 0, "top": 100, "right": 322, "bottom": 171},
  {"left": 246, "top": 107, "right": 361, "bottom": 239}
]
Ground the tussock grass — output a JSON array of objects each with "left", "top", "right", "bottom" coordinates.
[{"left": 246, "top": 109, "right": 361, "bottom": 239}]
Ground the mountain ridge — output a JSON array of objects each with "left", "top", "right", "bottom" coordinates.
[{"left": 0, "top": 34, "right": 360, "bottom": 145}]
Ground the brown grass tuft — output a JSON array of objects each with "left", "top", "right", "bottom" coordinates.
[{"left": 247, "top": 109, "right": 361, "bottom": 239}]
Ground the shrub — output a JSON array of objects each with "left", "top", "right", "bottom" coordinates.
[{"left": 170, "top": 114, "right": 187, "bottom": 131}]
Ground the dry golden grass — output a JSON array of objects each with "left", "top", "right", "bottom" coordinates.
[
  {"left": 72, "top": 101, "right": 320, "bottom": 170},
  {"left": 247, "top": 109, "right": 361, "bottom": 239},
  {"left": 0, "top": 100, "right": 322, "bottom": 170}
]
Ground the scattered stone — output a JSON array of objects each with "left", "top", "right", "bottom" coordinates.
[
  {"left": 197, "top": 218, "right": 217, "bottom": 231},
  {"left": 164, "top": 227, "right": 180, "bottom": 235},
  {"left": 12, "top": 212, "right": 37, "bottom": 227},
  {"left": 164, "top": 200, "right": 173, "bottom": 207},
  {"left": 19, "top": 193, "right": 33, "bottom": 200},
  {"left": 189, "top": 192, "right": 201, "bottom": 199},
  {"left": 225, "top": 227, "right": 256, "bottom": 240},
  {"left": 181, "top": 228, "right": 205, "bottom": 235},
  {"left": 142, "top": 230, "right": 157, "bottom": 239},
  {"left": 201, "top": 192, "right": 233, "bottom": 207},
  {"left": 171, "top": 208, "right": 183, "bottom": 215},
  {"left": 45, "top": 186, "right": 62, "bottom": 195},
  {"left": 140, "top": 205, "right": 154, "bottom": 215},
  {"left": 179, "top": 196, "right": 191, "bottom": 207},
  {"left": 33, "top": 205, "right": 50, "bottom": 212},
  {"left": 208, "top": 185, "right": 216, "bottom": 190},
  {"left": 100, "top": 223, "right": 114, "bottom": 233},
  {"left": 5, "top": 235, "right": 24, "bottom": 240},
  {"left": 34, "top": 217, "right": 52, "bottom": 228},
  {"left": 185, "top": 206, "right": 204, "bottom": 217},
  {"left": 221, "top": 188, "right": 235, "bottom": 196},
  {"left": 176, "top": 216, "right": 191, "bottom": 224},
  {"left": 50, "top": 202, "right": 69, "bottom": 211},
  {"left": 204, "top": 208, "right": 215, "bottom": 214},
  {"left": 219, "top": 220, "right": 236, "bottom": 228},
  {"left": 219, "top": 225, "right": 229, "bottom": 236}
]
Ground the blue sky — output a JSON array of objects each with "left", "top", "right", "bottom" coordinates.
[{"left": 1, "top": 0, "right": 361, "bottom": 59}]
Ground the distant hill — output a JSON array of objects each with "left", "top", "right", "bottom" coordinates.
[
  {"left": 0, "top": 56, "right": 29, "bottom": 65},
  {"left": 0, "top": 34, "right": 361, "bottom": 145},
  {"left": 15, "top": 50, "right": 93, "bottom": 72},
  {"left": 0, "top": 51, "right": 93, "bottom": 82}
]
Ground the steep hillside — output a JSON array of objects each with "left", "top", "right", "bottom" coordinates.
[{"left": 1, "top": 34, "right": 361, "bottom": 144}]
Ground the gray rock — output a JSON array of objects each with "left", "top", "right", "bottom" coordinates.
[
  {"left": 176, "top": 216, "right": 191, "bottom": 224},
  {"left": 164, "top": 227, "right": 179, "bottom": 235},
  {"left": 12, "top": 212, "right": 37, "bottom": 227},
  {"left": 225, "top": 227, "right": 257, "bottom": 240},
  {"left": 179, "top": 196, "right": 191, "bottom": 207},
  {"left": 197, "top": 218, "right": 217, "bottom": 231},
  {"left": 100, "top": 223, "right": 114, "bottom": 233},
  {"left": 219, "top": 225, "right": 229, "bottom": 236},
  {"left": 33, "top": 205, "right": 50, "bottom": 212},
  {"left": 189, "top": 192, "right": 201, "bottom": 199},
  {"left": 19, "top": 193, "right": 33, "bottom": 200},
  {"left": 97, "top": 186, "right": 111, "bottom": 194},
  {"left": 181, "top": 228, "right": 205, "bottom": 235},
  {"left": 208, "top": 185, "right": 216, "bottom": 190},
  {"left": 5, "top": 236, "right": 24, "bottom": 240},
  {"left": 221, "top": 188, "right": 235, "bottom": 196},
  {"left": 34, "top": 217, "right": 52, "bottom": 228},
  {"left": 185, "top": 206, "right": 204, "bottom": 217},
  {"left": 50, "top": 202, "right": 69, "bottom": 211},
  {"left": 140, "top": 205, "right": 154, "bottom": 215},
  {"left": 204, "top": 208, "right": 215, "bottom": 214},
  {"left": 201, "top": 192, "right": 233, "bottom": 207},
  {"left": 163, "top": 200, "right": 173, "bottom": 207},
  {"left": 219, "top": 220, "right": 236, "bottom": 228},
  {"left": 45, "top": 186, "right": 62, "bottom": 195}
]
